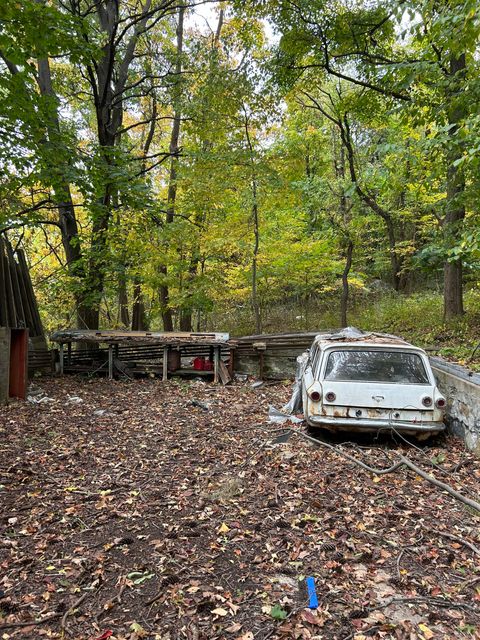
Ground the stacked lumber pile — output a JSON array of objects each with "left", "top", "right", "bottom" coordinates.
[
  {"left": 234, "top": 331, "right": 327, "bottom": 379},
  {"left": 0, "top": 236, "right": 50, "bottom": 373},
  {"left": 58, "top": 343, "right": 233, "bottom": 377}
]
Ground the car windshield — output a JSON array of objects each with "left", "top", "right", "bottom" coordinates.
[{"left": 324, "top": 350, "right": 430, "bottom": 384}]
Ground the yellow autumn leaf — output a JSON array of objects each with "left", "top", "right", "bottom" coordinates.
[
  {"left": 218, "top": 522, "right": 230, "bottom": 534},
  {"left": 372, "top": 475, "right": 381, "bottom": 483},
  {"left": 419, "top": 623, "right": 434, "bottom": 639},
  {"left": 211, "top": 607, "right": 229, "bottom": 616}
]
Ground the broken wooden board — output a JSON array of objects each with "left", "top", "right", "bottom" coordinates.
[{"left": 218, "top": 360, "right": 232, "bottom": 385}]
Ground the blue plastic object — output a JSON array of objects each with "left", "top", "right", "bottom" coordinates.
[{"left": 306, "top": 576, "right": 318, "bottom": 609}]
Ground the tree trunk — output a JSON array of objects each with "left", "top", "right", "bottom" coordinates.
[
  {"left": 159, "top": 5, "right": 184, "bottom": 331},
  {"left": 131, "top": 277, "right": 148, "bottom": 330},
  {"left": 340, "top": 240, "right": 354, "bottom": 327},
  {"left": 243, "top": 109, "right": 262, "bottom": 334},
  {"left": 443, "top": 53, "right": 466, "bottom": 320},
  {"left": 251, "top": 193, "right": 261, "bottom": 334},
  {"left": 159, "top": 266, "right": 174, "bottom": 331},
  {"left": 36, "top": 57, "right": 90, "bottom": 328},
  {"left": 118, "top": 268, "right": 130, "bottom": 327},
  {"left": 341, "top": 116, "right": 402, "bottom": 290}
]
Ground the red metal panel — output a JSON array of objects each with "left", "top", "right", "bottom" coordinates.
[{"left": 9, "top": 328, "right": 28, "bottom": 399}]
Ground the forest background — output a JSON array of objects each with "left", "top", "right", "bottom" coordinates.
[{"left": 0, "top": 0, "right": 479, "bottom": 366}]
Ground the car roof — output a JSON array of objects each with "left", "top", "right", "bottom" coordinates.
[{"left": 312, "top": 328, "right": 425, "bottom": 353}]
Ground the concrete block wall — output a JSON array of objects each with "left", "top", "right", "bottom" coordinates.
[{"left": 430, "top": 357, "right": 480, "bottom": 453}]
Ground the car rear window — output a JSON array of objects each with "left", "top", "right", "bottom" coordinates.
[{"left": 324, "top": 350, "right": 430, "bottom": 384}]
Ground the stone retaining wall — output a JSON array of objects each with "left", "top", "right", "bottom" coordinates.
[{"left": 430, "top": 357, "right": 480, "bottom": 453}]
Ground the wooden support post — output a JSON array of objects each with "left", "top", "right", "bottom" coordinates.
[
  {"left": 213, "top": 345, "right": 220, "bottom": 384},
  {"left": 108, "top": 344, "right": 114, "bottom": 380},
  {"left": 253, "top": 341, "right": 267, "bottom": 380},
  {"left": 59, "top": 343, "right": 64, "bottom": 375},
  {"left": 228, "top": 348, "right": 235, "bottom": 377},
  {"left": 162, "top": 345, "right": 169, "bottom": 381}
]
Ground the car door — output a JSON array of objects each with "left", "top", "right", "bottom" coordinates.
[{"left": 301, "top": 346, "right": 317, "bottom": 417}]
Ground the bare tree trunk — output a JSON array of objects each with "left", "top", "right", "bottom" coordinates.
[{"left": 443, "top": 53, "right": 466, "bottom": 320}]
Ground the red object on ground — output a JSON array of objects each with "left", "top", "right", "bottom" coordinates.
[
  {"left": 94, "top": 631, "right": 113, "bottom": 640},
  {"left": 193, "top": 357, "right": 205, "bottom": 370},
  {"left": 203, "top": 359, "right": 214, "bottom": 371}
]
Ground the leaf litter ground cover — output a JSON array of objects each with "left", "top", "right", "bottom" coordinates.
[{"left": 0, "top": 376, "right": 479, "bottom": 640}]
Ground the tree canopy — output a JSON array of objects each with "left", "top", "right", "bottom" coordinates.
[{"left": 0, "top": 0, "right": 479, "bottom": 334}]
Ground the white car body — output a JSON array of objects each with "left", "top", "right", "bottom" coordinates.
[{"left": 301, "top": 332, "right": 446, "bottom": 437}]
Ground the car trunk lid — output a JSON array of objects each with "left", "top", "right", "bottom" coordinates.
[{"left": 322, "top": 381, "right": 434, "bottom": 410}]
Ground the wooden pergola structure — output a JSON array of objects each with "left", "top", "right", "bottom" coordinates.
[{"left": 50, "top": 330, "right": 235, "bottom": 383}]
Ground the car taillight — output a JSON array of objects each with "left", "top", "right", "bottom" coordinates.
[
  {"left": 325, "top": 392, "right": 336, "bottom": 403},
  {"left": 435, "top": 397, "right": 446, "bottom": 409},
  {"left": 309, "top": 390, "right": 321, "bottom": 402},
  {"left": 422, "top": 396, "right": 433, "bottom": 408}
]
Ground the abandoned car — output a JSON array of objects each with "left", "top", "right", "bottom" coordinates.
[{"left": 300, "top": 329, "right": 446, "bottom": 437}]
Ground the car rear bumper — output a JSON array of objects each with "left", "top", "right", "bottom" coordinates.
[{"left": 307, "top": 415, "right": 446, "bottom": 433}]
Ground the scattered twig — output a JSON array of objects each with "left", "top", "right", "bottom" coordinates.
[
  {"left": 342, "top": 625, "right": 381, "bottom": 640},
  {"left": 430, "top": 528, "right": 480, "bottom": 558},
  {"left": 145, "top": 567, "right": 188, "bottom": 606},
  {"left": 396, "top": 549, "right": 405, "bottom": 580},
  {"left": 0, "top": 612, "right": 61, "bottom": 630},
  {"left": 280, "top": 429, "right": 480, "bottom": 515},
  {"left": 60, "top": 591, "right": 89, "bottom": 634},
  {"left": 373, "top": 595, "right": 479, "bottom": 614},
  {"left": 255, "top": 602, "right": 307, "bottom": 640}
]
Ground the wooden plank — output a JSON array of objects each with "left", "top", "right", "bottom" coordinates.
[
  {"left": 162, "top": 345, "right": 168, "bottom": 381},
  {"left": 0, "top": 327, "right": 10, "bottom": 403},
  {"left": 2, "top": 239, "right": 16, "bottom": 327},
  {"left": 16, "top": 261, "right": 34, "bottom": 332},
  {"left": 218, "top": 360, "right": 231, "bottom": 385},
  {"left": 213, "top": 345, "right": 220, "bottom": 384},
  {"left": 17, "top": 249, "right": 44, "bottom": 337},
  {"left": 0, "top": 239, "right": 8, "bottom": 327},
  {"left": 5, "top": 242, "right": 25, "bottom": 328},
  {"left": 108, "top": 345, "right": 114, "bottom": 380}
]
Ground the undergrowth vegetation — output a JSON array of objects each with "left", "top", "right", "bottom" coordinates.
[{"left": 209, "top": 290, "right": 480, "bottom": 370}]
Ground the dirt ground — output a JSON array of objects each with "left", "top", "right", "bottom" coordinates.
[{"left": 0, "top": 376, "right": 479, "bottom": 640}]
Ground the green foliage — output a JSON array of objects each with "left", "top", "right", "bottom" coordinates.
[
  {"left": 269, "top": 604, "right": 288, "bottom": 620},
  {"left": 1, "top": 0, "right": 479, "bottom": 342}
]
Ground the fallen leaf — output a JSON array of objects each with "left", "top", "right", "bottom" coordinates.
[{"left": 419, "top": 623, "right": 434, "bottom": 639}]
